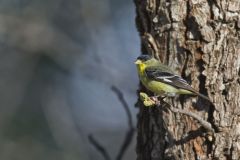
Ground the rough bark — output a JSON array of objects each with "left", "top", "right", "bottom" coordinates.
[{"left": 134, "top": 0, "right": 240, "bottom": 159}]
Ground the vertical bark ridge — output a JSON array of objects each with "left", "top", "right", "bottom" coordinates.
[{"left": 135, "top": 0, "right": 240, "bottom": 159}]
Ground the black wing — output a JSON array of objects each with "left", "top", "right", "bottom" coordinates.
[{"left": 145, "top": 66, "right": 196, "bottom": 92}]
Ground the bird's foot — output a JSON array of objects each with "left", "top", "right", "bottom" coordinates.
[
  {"left": 139, "top": 92, "right": 166, "bottom": 107},
  {"left": 139, "top": 92, "right": 159, "bottom": 107}
]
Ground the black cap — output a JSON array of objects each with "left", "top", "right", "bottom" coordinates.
[{"left": 137, "top": 55, "right": 152, "bottom": 62}]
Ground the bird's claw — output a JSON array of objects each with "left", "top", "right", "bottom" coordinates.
[{"left": 139, "top": 92, "right": 164, "bottom": 107}]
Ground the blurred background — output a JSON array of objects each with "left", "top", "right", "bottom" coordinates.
[{"left": 0, "top": 0, "right": 139, "bottom": 159}]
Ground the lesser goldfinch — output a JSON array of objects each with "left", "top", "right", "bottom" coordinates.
[{"left": 135, "top": 55, "right": 210, "bottom": 101}]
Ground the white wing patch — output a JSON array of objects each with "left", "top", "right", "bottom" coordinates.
[
  {"left": 163, "top": 78, "right": 172, "bottom": 83},
  {"left": 157, "top": 75, "right": 188, "bottom": 85}
]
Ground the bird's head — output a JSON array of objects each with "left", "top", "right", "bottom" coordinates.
[
  {"left": 135, "top": 55, "right": 158, "bottom": 65},
  {"left": 135, "top": 55, "right": 158, "bottom": 72},
  {"left": 135, "top": 55, "right": 151, "bottom": 64}
]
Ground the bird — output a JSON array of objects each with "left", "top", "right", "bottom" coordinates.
[{"left": 135, "top": 55, "right": 210, "bottom": 101}]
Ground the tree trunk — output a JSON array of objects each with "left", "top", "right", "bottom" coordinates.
[{"left": 134, "top": 0, "right": 240, "bottom": 159}]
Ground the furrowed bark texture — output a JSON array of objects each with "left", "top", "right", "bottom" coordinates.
[{"left": 134, "top": 0, "right": 240, "bottom": 159}]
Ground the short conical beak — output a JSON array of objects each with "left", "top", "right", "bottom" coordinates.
[{"left": 134, "top": 60, "right": 141, "bottom": 64}]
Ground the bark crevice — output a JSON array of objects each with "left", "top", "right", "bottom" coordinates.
[{"left": 135, "top": 0, "right": 240, "bottom": 159}]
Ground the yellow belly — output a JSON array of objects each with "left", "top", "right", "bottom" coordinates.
[
  {"left": 141, "top": 77, "right": 192, "bottom": 95},
  {"left": 142, "top": 79, "right": 177, "bottom": 94}
]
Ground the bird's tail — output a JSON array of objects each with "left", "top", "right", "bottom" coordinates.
[{"left": 194, "top": 92, "right": 211, "bottom": 102}]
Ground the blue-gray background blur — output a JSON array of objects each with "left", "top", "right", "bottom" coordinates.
[{"left": 0, "top": 0, "right": 139, "bottom": 159}]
